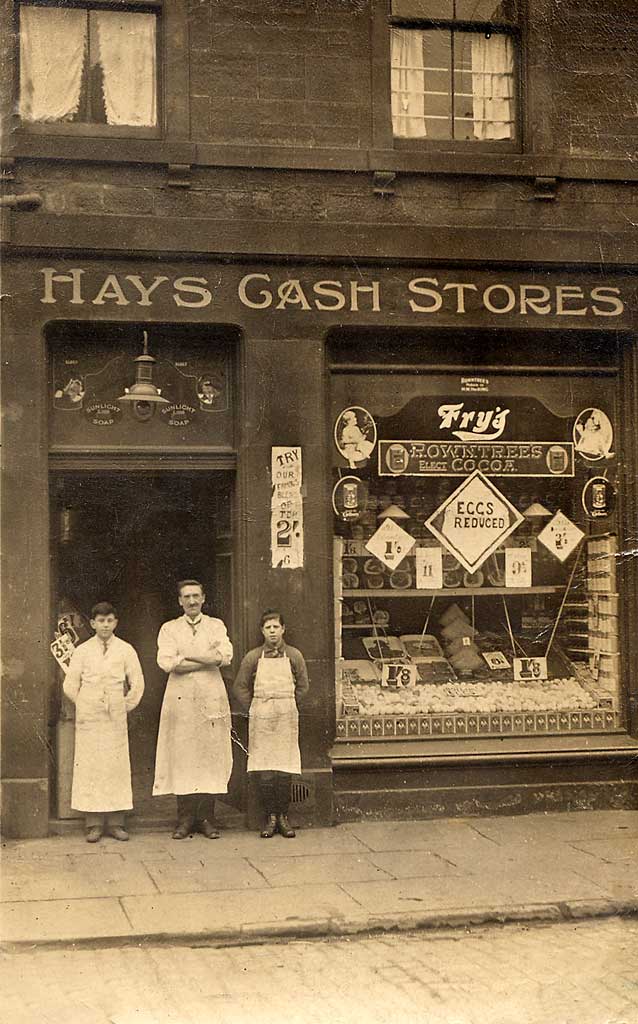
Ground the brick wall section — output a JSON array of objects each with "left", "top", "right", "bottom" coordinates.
[
  {"left": 13, "top": 160, "right": 638, "bottom": 233},
  {"left": 539, "top": 1, "right": 638, "bottom": 158},
  {"left": 189, "top": 0, "right": 372, "bottom": 148}
]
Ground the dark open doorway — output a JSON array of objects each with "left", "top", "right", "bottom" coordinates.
[{"left": 51, "top": 470, "right": 241, "bottom": 824}]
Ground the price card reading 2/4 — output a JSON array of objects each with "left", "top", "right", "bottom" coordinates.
[{"left": 513, "top": 657, "right": 548, "bottom": 682}]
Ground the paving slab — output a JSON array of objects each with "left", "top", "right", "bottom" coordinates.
[
  {"left": 341, "top": 866, "right": 609, "bottom": 916},
  {"left": 120, "top": 883, "right": 365, "bottom": 936},
  {"left": 571, "top": 836, "right": 638, "bottom": 863},
  {"left": 470, "top": 810, "right": 638, "bottom": 844},
  {"left": 2, "top": 856, "right": 157, "bottom": 902},
  {"left": 347, "top": 819, "right": 493, "bottom": 853},
  {"left": 246, "top": 853, "right": 392, "bottom": 886},
  {"left": 367, "top": 850, "right": 475, "bottom": 879},
  {"left": 1, "top": 898, "right": 133, "bottom": 944},
  {"left": 142, "top": 857, "right": 267, "bottom": 893}
]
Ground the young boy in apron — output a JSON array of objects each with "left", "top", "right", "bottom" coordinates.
[
  {"left": 233, "top": 610, "right": 309, "bottom": 837},
  {"left": 63, "top": 602, "right": 145, "bottom": 842}
]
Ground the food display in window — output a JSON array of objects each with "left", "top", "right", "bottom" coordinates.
[{"left": 332, "top": 373, "right": 622, "bottom": 741}]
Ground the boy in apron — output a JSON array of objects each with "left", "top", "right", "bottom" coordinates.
[
  {"left": 63, "top": 602, "right": 145, "bottom": 842},
  {"left": 233, "top": 610, "right": 309, "bottom": 838}
]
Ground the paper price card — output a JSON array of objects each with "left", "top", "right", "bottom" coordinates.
[
  {"left": 381, "top": 663, "right": 418, "bottom": 689},
  {"left": 513, "top": 656, "right": 548, "bottom": 682},
  {"left": 365, "top": 518, "right": 415, "bottom": 570},
  {"left": 50, "top": 633, "right": 76, "bottom": 674},
  {"left": 415, "top": 546, "right": 443, "bottom": 589},
  {"left": 483, "top": 651, "right": 511, "bottom": 670},
  {"left": 505, "top": 547, "right": 532, "bottom": 588}
]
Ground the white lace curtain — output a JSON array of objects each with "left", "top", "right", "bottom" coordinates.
[
  {"left": 391, "top": 28, "right": 427, "bottom": 139},
  {"left": 95, "top": 11, "right": 156, "bottom": 127},
  {"left": 19, "top": 6, "right": 86, "bottom": 123},
  {"left": 19, "top": 6, "right": 156, "bottom": 127},
  {"left": 471, "top": 33, "right": 515, "bottom": 140},
  {"left": 390, "top": 27, "right": 514, "bottom": 140}
]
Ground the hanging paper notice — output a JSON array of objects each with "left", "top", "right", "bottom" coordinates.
[
  {"left": 505, "top": 547, "right": 532, "bottom": 588},
  {"left": 415, "top": 547, "right": 443, "bottom": 589},
  {"left": 271, "top": 446, "right": 304, "bottom": 569},
  {"left": 483, "top": 651, "right": 511, "bottom": 671}
]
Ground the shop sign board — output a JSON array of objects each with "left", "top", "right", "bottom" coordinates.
[
  {"left": 425, "top": 471, "right": 524, "bottom": 573},
  {"left": 379, "top": 440, "right": 574, "bottom": 478},
  {"left": 271, "top": 446, "right": 304, "bottom": 569}
]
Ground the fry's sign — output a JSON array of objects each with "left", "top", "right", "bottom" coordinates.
[
  {"left": 438, "top": 403, "right": 510, "bottom": 441},
  {"left": 38, "top": 268, "right": 626, "bottom": 319}
]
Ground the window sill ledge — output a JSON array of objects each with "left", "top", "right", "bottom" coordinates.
[{"left": 6, "top": 132, "right": 638, "bottom": 184}]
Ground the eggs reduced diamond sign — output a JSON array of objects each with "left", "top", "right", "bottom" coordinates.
[{"left": 425, "top": 470, "right": 524, "bottom": 573}]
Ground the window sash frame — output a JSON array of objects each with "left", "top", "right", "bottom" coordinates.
[
  {"left": 379, "top": 2, "right": 523, "bottom": 152},
  {"left": 16, "top": 0, "right": 163, "bottom": 138}
]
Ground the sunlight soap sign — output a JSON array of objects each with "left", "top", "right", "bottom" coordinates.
[{"left": 271, "top": 447, "right": 304, "bottom": 569}]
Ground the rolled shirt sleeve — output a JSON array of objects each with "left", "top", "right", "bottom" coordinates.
[
  {"left": 214, "top": 622, "right": 233, "bottom": 667},
  {"left": 156, "top": 621, "right": 183, "bottom": 673}
]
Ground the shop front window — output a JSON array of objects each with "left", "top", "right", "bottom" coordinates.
[{"left": 332, "top": 362, "right": 622, "bottom": 744}]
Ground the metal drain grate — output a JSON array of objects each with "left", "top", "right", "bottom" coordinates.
[{"left": 290, "top": 779, "right": 315, "bottom": 806}]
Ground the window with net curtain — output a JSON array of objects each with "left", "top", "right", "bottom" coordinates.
[
  {"left": 390, "top": 0, "right": 518, "bottom": 141},
  {"left": 19, "top": 4, "right": 157, "bottom": 127}
]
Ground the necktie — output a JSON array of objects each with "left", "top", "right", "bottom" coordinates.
[{"left": 102, "top": 640, "right": 109, "bottom": 656}]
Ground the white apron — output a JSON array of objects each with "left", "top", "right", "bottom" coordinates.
[
  {"left": 247, "top": 654, "right": 301, "bottom": 775},
  {"left": 153, "top": 666, "right": 232, "bottom": 795},
  {"left": 72, "top": 678, "right": 132, "bottom": 812}
]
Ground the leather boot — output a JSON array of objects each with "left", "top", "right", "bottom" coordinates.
[
  {"left": 172, "top": 818, "right": 194, "bottom": 839},
  {"left": 260, "top": 813, "right": 278, "bottom": 838},
  {"left": 276, "top": 814, "right": 296, "bottom": 838}
]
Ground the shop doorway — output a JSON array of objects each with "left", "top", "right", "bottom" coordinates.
[{"left": 51, "top": 470, "right": 242, "bottom": 823}]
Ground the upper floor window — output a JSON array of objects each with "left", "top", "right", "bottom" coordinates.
[
  {"left": 18, "top": 2, "right": 157, "bottom": 129},
  {"left": 390, "top": 1, "right": 519, "bottom": 142}
]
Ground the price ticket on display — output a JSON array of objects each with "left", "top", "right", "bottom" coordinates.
[
  {"left": 483, "top": 651, "right": 511, "bottom": 671},
  {"left": 381, "top": 663, "right": 418, "bottom": 689},
  {"left": 365, "top": 518, "right": 415, "bottom": 570},
  {"left": 415, "top": 546, "right": 443, "bottom": 589},
  {"left": 537, "top": 510, "right": 585, "bottom": 563},
  {"left": 50, "top": 633, "right": 76, "bottom": 674},
  {"left": 505, "top": 547, "right": 532, "bottom": 587},
  {"left": 513, "top": 656, "right": 548, "bottom": 681}
]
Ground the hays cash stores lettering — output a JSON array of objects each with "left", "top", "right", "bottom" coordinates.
[{"left": 2, "top": 257, "right": 638, "bottom": 837}]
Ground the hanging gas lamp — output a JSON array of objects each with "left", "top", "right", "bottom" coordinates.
[{"left": 118, "top": 330, "right": 169, "bottom": 421}]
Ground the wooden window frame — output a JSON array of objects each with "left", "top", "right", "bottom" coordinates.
[
  {"left": 14, "top": 0, "right": 189, "bottom": 142},
  {"left": 372, "top": 0, "right": 524, "bottom": 154}
]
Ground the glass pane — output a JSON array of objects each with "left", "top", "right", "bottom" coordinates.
[
  {"left": 332, "top": 372, "right": 623, "bottom": 746},
  {"left": 392, "top": 1, "right": 454, "bottom": 17},
  {"left": 454, "top": 30, "right": 515, "bottom": 141},
  {"left": 455, "top": 0, "right": 518, "bottom": 22},
  {"left": 423, "top": 29, "right": 452, "bottom": 139}
]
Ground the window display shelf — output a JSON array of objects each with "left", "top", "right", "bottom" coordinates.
[{"left": 342, "top": 586, "right": 564, "bottom": 598}]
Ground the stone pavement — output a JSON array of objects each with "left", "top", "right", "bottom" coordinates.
[
  {"left": 1, "top": 809, "right": 637, "bottom": 951},
  {"left": 3, "top": 919, "right": 638, "bottom": 1024}
]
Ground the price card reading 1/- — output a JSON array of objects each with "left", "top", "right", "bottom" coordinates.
[{"left": 513, "top": 656, "right": 548, "bottom": 682}]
